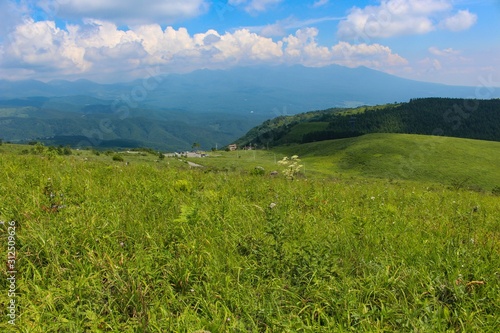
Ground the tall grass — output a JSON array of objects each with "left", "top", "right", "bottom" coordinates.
[{"left": 0, "top": 146, "right": 499, "bottom": 332}]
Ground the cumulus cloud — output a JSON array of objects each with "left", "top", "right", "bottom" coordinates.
[
  {"left": 4, "top": 19, "right": 90, "bottom": 73},
  {"left": 36, "top": 0, "right": 209, "bottom": 25},
  {"left": 331, "top": 41, "right": 408, "bottom": 68},
  {"left": 282, "top": 28, "right": 407, "bottom": 69},
  {"left": 337, "top": 0, "right": 476, "bottom": 40},
  {"left": 440, "top": 10, "right": 477, "bottom": 31},
  {"left": 0, "top": 18, "right": 409, "bottom": 81},
  {"left": 283, "top": 28, "right": 331, "bottom": 65}
]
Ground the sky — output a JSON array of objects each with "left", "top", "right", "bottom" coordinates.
[{"left": 0, "top": 0, "right": 499, "bottom": 87}]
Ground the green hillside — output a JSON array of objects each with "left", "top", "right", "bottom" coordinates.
[
  {"left": 0, "top": 97, "right": 264, "bottom": 151},
  {"left": 236, "top": 98, "right": 500, "bottom": 147},
  {"left": 274, "top": 121, "right": 329, "bottom": 145},
  {"left": 275, "top": 133, "right": 500, "bottom": 190}
]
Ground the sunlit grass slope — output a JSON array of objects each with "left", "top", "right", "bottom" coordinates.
[
  {"left": 0, "top": 144, "right": 499, "bottom": 331},
  {"left": 276, "top": 133, "right": 500, "bottom": 190}
]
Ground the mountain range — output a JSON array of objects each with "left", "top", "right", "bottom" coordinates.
[{"left": 1, "top": 64, "right": 498, "bottom": 150}]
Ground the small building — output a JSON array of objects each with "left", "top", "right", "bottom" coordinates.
[{"left": 228, "top": 144, "right": 237, "bottom": 151}]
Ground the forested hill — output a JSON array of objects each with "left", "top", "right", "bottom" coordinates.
[{"left": 234, "top": 98, "right": 500, "bottom": 147}]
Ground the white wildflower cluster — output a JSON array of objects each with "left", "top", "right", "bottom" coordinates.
[{"left": 278, "top": 155, "right": 303, "bottom": 180}]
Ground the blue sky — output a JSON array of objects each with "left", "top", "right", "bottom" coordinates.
[{"left": 0, "top": 0, "right": 499, "bottom": 87}]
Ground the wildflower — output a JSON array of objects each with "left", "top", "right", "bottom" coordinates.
[
  {"left": 278, "top": 155, "right": 303, "bottom": 180},
  {"left": 370, "top": 196, "right": 375, "bottom": 200}
]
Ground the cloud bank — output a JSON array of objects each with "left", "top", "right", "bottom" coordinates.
[
  {"left": 0, "top": 0, "right": 487, "bottom": 85},
  {"left": 0, "top": 20, "right": 407, "bottom": 81},
  {"left": 337, "top": 0, "right": 477, "bottom": 40}
]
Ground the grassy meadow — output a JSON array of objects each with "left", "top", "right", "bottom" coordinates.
[
  {"left": 276, "top": 133, "right": 500, "bottom": 191},
  {"left": 0, "top": 139, "right": 499, "bottom": 332}
]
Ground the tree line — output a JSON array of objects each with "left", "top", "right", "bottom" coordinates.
[{"left": 244, "top": 98, "right": 500, "bottom": 146}]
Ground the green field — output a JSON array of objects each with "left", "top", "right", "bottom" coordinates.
[
  {"left": 275, "top": 133, "right": 500, "bottom": 191},
  {"left": 0, "top": 140, "right": 499, "bottom": 332}
]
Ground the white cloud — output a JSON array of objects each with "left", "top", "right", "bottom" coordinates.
[
  {"left": 215, "top": 29, "right": 283, "bottom": 62},
  {"left": 440, "top": 10, "right": 477, "bottom": 31},
  {"left": 337, "top": 0, "right": 476, "bottom": 40},
  {"left": 0, "top": 19, "right": 409, "bottom": 81},
  {"left": 282, "top": 28, "right": 407, "bottom": 69},
  {"left": 36, "top": 0, "right": 209, "bottom": 25},
  {"left": 283, "top": 28, "right": 331, "bottom": 65},
  {"left": 331, "top": 41, "right": 408, "bottom": 68},
  {"left": 253, "top": 16, "right": 345, "bottom": 37},
  {"left": 428, "top": 46, "right": 460, "bottom": 57},
  {"left": 4, "top": 19, "right": 90, "bottom": 73}
]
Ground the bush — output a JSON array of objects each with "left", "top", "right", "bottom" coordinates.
[
  {"left": 250, "top": 166, "right": 266, "bottom": 176},
  {"left": 112, "top": 154, "right": 124, "bottom": 162},
  {"left": 63, "top": 146, "right": 72, "bottom": 155},
  {"left": 32, "top": 142, "right": 46, "bottom": 154}
]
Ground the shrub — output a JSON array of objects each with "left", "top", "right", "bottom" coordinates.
[
  {"left": 63, "top": 146, "right": 72, "bottom": 155},
  {"left": 112, "top": 154, "right": 124, "bottom": 162},
  {"left": 251, "top": 166, "right": 265, "bottom": 176},
  {"left": 31, "top": 142, "right": 46, "bottom": 154}
]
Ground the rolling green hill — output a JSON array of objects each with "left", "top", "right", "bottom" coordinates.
[
  {"left": 275, "top": 133, "right": 500, "bottom": 190},
  {"left": 235, "top": 98, "right": 500, "bottom": 147}
]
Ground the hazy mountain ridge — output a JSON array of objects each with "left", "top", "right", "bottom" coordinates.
[{"left": 2, "top": 65, "right": 498, "bottom": 150}]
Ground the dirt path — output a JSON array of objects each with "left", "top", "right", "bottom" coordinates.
[{"left": 187, "top": 161, "right": 204, "bottom": 168}]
